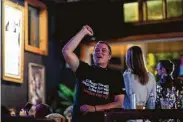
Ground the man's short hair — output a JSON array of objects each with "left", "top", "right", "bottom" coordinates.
[{"left": 94, "top": 41, "right": 112, "bottom": 55}]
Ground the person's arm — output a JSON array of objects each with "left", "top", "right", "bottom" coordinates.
[
  {"left": 152, "top": 77, "right": 157, "bottom": 100},
  {"left": 80, "top": 71, "right": 125, "bottom": 112},
  {"left": 147, "top": 72, "right": 157, "bottom": 109},
  {"left": 80, "top": 94, "right": 124, "bottom": 112},
  {"left": 95, "top": 72, "right": 125, "bottom": 111},
  {"left": 149, "top": 73, "right": 156, "bottom": 100},
  {"left": 62, "top": 25, "right": 93, "bottom": 72},
  {"left": 96, "top": 94, "right": 124, "bottom": 111}
]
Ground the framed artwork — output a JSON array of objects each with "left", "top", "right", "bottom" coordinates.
[
  {"left": 28, "top": 63, "right": 45, "bottom": 105},
  {"left": 25, "top": 0, "right": 48, "bottom": 55},
  {"left": 2, "top": 0, "right": 24, "bottom": 83}
]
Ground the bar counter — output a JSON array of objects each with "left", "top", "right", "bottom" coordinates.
[{"left": 104, "top": 109, "right": 183, "bottom": 122}]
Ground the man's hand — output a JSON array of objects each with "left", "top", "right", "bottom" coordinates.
[
  {"left": 62, "top": 24, "right": 94, "bottom": 72},
  {"left": 82, "top": 25, "right": 94, "bottom": 36},
  {"left": 80, "top": 104, "right": 95, "bottom": 113}
]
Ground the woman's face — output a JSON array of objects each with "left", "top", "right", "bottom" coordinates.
[{"left": 156, "top": 63, "right": 166, "bottom": 76}]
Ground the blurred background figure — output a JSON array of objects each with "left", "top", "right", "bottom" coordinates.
[
  {"left": 19, "top": 102, "right": 33, "bottom": 117},
  {"left": 19, "top": 102, "right": 52, "bottom": 119},
  {"left": 46, "top": 113, "right": 66, "bottom": 122},
  {"left": 9, "top": 108, "right": 16, "bottom": 116},
  {"left": 156, "top": 60, "right": 178, "bottom": 109},
  {"left": 34, "top": 103, "right": 53, "bottom": 119},
  {"left": 63, "top": 105, "right": 73, "bottom": 122}
]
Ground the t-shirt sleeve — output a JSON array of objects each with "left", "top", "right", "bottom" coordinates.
[
  {"left": 113, "top": 71, "right": 126, "bottom": 95},
  {"left": 75, "top": 60, "right": 91, "bottom": 79}
]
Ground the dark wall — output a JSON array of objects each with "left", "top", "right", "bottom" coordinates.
[
  {"left": 55, "top": 2, "right": 124, "bottom": 42},
  {"left": 1, "top": 53, "right": 43, "bottom": 110},
  {"left": 1, "top": 0, "right": 63, "bottom": 111},
  {"left": 123, "top": 21, "right": 183, "bottom": 37},
  {"left": 54, "top": 2, "right": 183, "bottom": 42}
]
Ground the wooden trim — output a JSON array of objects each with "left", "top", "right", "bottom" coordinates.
[
  {"left": 2, "top": 0, "right": 24, "bottom": 83},
  {"left": 145, "top": 1, "right": 148, "bottom": 21},
  {"left": 163, "top": 0, "right": 167, "bottom": 19},
  {"left": 142, "top": 1, "right": 147, "bottom": 21},
  {"left": 25, "top": 0, "right": 48, "bottom": 55},
  {"left": 104, "top": 109, "right": 183, "bottom": 122},
  {"left": 182, "top": 0, "right": 183, "bottom": 15},
  {"left": 25, "top": 0, "right": 46, "bottom": 8},
  {"left": 138, "top": 0, "right": 143, "bottom": 22},
  {"left": 107, "top": 32, "right": 183, "bottom": 43},
  {"left": 132, "top": 17, "right": 183, "bottom": 25},
  {"left": 125, "top": 0, "right": 183, "bottom": 25}
]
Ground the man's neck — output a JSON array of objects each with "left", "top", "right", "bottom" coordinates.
[{"left": 95, "top": 63, "right": 107, "bottom": 69}]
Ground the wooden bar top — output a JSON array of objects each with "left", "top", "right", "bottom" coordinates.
[{"left": 104, "top": 109, "right": 183, "bottom": 122}]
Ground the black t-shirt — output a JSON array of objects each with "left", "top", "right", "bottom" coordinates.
[{"left": 72, "top": 61, "right": 125, "bottom": 122}]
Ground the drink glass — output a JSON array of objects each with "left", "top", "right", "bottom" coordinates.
[{"left": 136, "top": 101, "right": 146, "bottom": 109}]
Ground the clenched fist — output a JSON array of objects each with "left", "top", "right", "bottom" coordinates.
[{"left": 82, "top": 25, "right": 94, "bottom": 36}]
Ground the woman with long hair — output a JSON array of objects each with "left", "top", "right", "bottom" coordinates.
[{"left": 123, "top": 46, "right": 156, "bottom": 110}]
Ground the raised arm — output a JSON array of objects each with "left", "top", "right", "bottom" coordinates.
[{"left": 62, "top": 25, "right": 93, "bottom": 72}]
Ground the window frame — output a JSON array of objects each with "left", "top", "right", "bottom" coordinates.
[{"left": 25, "top": 0, "right": 48, "bottom": 55}]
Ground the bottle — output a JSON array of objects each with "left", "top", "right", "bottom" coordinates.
[
  {"left": 131, "top": 93, "right": 136, "bottom": 109},
  {"left": 148, "top": 93, "right": 155, "bottom": 109}
]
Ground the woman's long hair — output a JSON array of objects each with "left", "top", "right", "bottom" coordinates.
[{"left": 126, "top": 46, "right": 148, "bottom": 85}]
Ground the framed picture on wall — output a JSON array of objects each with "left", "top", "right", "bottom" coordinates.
[
  {"left": 25, "top": 0, "right": 48, "bottom": 55},
  {"left": 28, "top": 63, "right": 45, "bottom": 105},
  {"left": 2, "top": 0, "right": 24, "bottom": 83}
]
